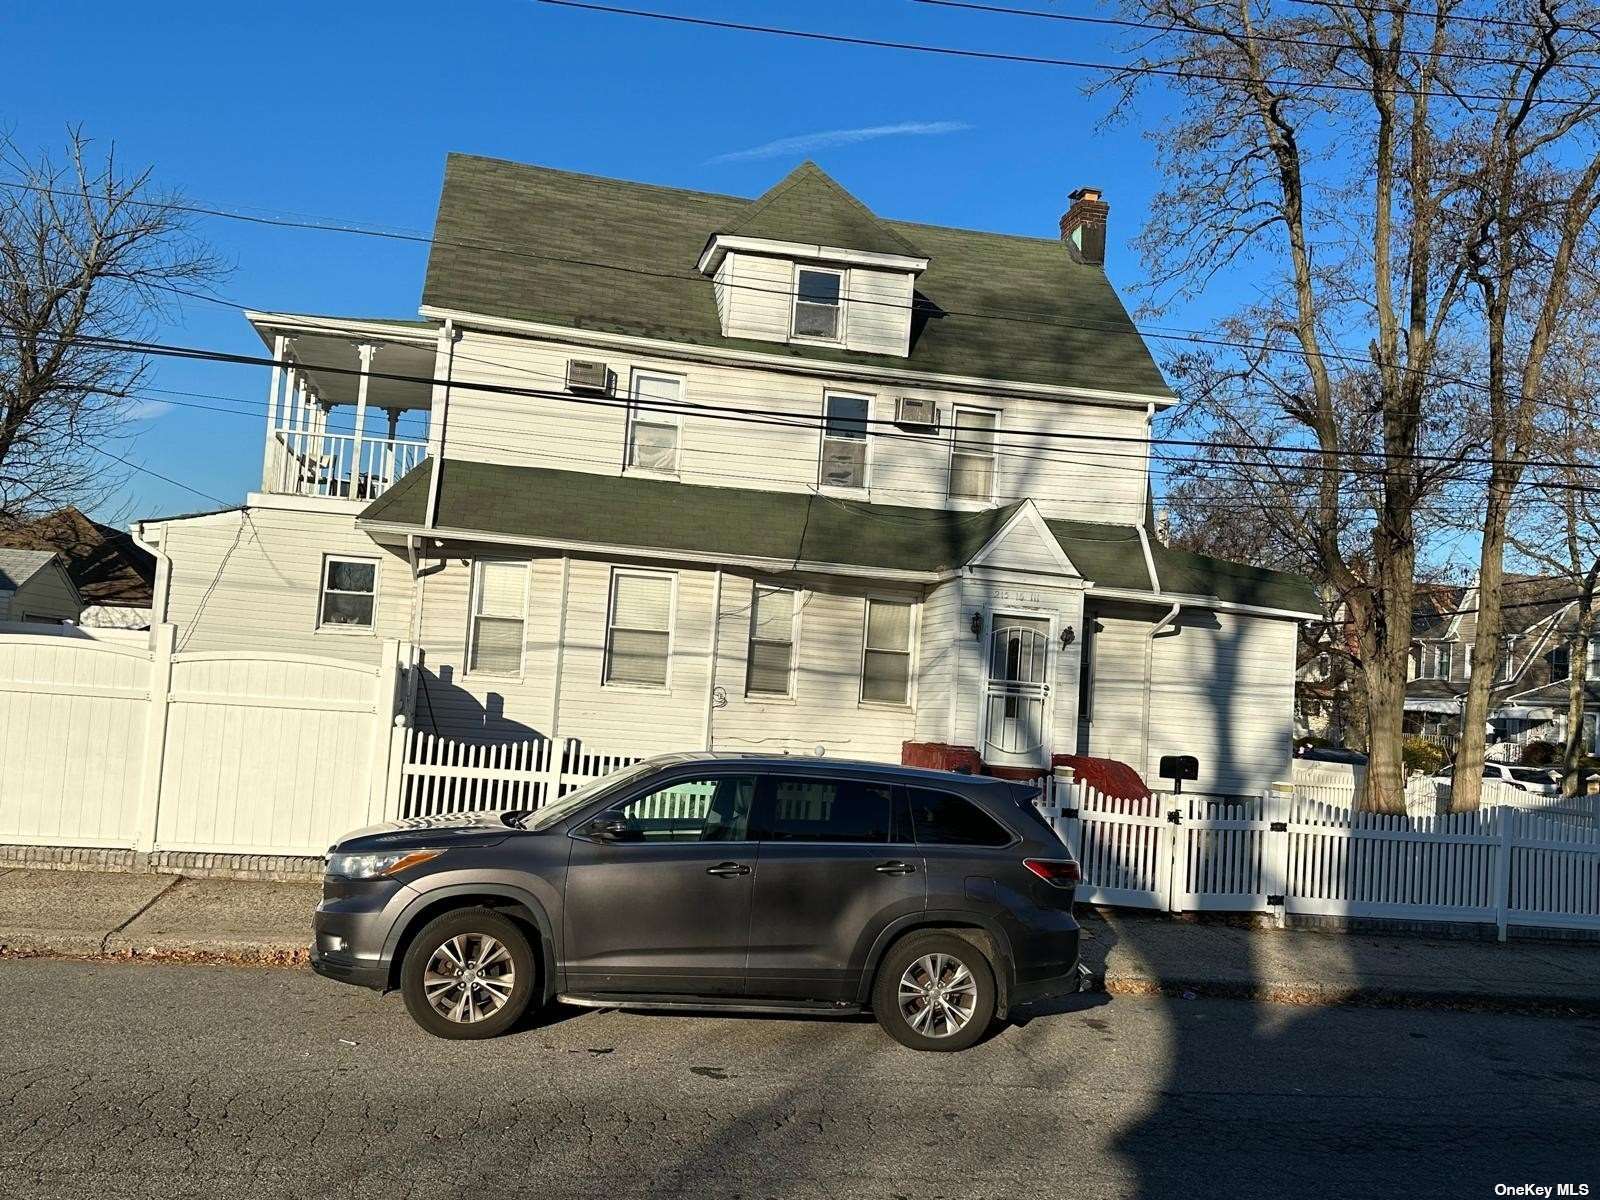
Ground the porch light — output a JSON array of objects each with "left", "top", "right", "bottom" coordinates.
[
  {"left": 970, "top": 611, "right": 984, "bottom": 640},
  {"left": 1060, "top": 626, "right": 1076, "bottom": 648}
]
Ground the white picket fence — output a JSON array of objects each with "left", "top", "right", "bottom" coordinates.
[
  {"left": 394, "top": 726, "right": 641, "bottom": 818},
  {"left": 1037, "top": 774, "right": 1600, "bottom": 937}
]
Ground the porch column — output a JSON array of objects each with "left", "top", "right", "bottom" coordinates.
[
  {"left": 384, "top": 408, "right": 400, "bottom": 487},
  {"left": 260, "top": 334, "right": 288, "bottom": 489},
  {"left": 352, "top": 342, "right": 375, "bottom": 498}
]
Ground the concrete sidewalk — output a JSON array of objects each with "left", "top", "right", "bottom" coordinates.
[{"left": 2, "top": 866, "right": 1599, "bottom": 1011}]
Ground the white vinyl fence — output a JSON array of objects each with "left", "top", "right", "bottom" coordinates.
[
  {"left": 0, "top": 624, "right": 413, "bottom": 857},
  {"left": 1038, "top": 773, "right": 1600, "bottom": 937},
  {"left": 395, "top": 726, "right": 642, "bottom": 818}
]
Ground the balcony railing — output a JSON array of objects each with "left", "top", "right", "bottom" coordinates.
[{"left": 267, "top": 430, "right": 427, "bottom": 501}]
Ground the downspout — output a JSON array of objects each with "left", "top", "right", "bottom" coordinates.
[
  {"left": 131, "top": 521, "right": 172, "bottom": 628},
  {"left": 1137, "top": 523, "right": 1177, "bottom": 780},
  {"left": 703, "top": 569, "right": 723, "bottom": 751},
  {"left": 423, "top": 318, "right": 458, "bottom": 532}
]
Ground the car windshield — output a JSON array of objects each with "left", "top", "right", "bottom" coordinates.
[
  {"left": 518, "top": 761, "right": 661, "bottom": 832},
  {"left": 1509, "top": 767, "right": 1555, "bottom": 784}
]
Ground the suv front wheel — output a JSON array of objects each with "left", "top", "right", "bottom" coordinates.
[
  {"left": 400, "top": 907, "right": 536, "bottom": 1039},
  {"left": 871, "top": 931, "right": 997, "bottom": 1052}
]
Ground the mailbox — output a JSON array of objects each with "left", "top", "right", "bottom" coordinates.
[{"left": 1158, "top": 755, "right": 1199, "bottom": 793}]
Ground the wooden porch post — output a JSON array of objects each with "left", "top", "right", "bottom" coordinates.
[
  {"left": 384, "top": 408, "right": 400, "bottom": 487},
  {"left": 352, "top": 342, "right": 374, "bottom": 498},
  {"left": 261, "top": 333, "right": 288, "bottom": 489}
]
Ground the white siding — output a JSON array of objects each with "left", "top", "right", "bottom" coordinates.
[
  {"left": 844, "top": 267, "right": 914, "bottom": 357},
  {"left": 718, "top": 252, "right": 793, "bottom": 343},
  {"left": 913, "top": 577, "right": 963, "bottom": 745},
  {"left": 440, "top": 326, "right": 1150, "bottom": 524},
  {"left": 158, "top": 505, "right": 411, "bottom": 664},
  {"left": 1084, "top": 601, "right": 1296, "bottom": 796},
  {"left": 10, "top": 565, "right": 83, "bottom": 624}
]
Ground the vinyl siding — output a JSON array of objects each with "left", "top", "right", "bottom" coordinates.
[
  {"left": 439, "top": 326, "right": 1150, "bottom": 524},
  {"left": 1085, "top": 600, "right": 1295, "bottom": 796},
  {"left": 718, "top": 252, "right": 793, "bottom": 343},
  {"left": 843, "top": 267, "right": 913, "bottom": 357},
  {"left": 10, "top": 566, "right": 83, "bottom": 624},
  {"left": 158, "top": 506, "right": 411, "bottom": 663},
  {"left": 913, "top": 577, "right": 963, "bottom": 744}
]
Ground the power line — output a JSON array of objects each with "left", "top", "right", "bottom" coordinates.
[{"left": 533, "top": 0, "right": 1600, "bottom": 107}]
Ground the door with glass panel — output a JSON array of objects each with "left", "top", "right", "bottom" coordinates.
[{"left": 983, "top": 616, "right": 1051, "bottom": 766}]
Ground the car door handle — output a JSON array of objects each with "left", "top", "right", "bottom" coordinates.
[
  {"left": 875, "top": 860, "right": 916, "bottom": 875},
  {"left": 706, "top": 862, "right": 750, "bottom": 877}
]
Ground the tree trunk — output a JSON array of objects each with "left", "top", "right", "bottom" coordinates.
[
  {"left": 1454, "top": 479, "right": 1517, "bottom": 810},
  {"left": 1563, "top": 562, "right": 1599, "bottom": 796}
]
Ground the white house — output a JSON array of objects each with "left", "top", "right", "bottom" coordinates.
[
  {"left": 135, "top": 155, "right": 1317, "bottom": 797},
  {"left": 0, "top": 548, "right": 84, "bottom": 626}
]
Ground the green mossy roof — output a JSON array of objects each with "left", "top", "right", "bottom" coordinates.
[
  {"left": 422, "top": 154, "right": 1175, "bottom": 397},
  {"left": 363, "top": 460, "right": 1316, "bottom": 613}
]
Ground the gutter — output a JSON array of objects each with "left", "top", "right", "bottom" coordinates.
[
  {"left": 423, "top": 319, "right": 459, "bottom": 532},
  {"left": 1141, "top": 600, "right": 1182, "bottom": 778},
  {"left": 1135, "top": 522, "right": 1162, "bottom": 595}
]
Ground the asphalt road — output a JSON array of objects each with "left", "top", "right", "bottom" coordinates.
[{"left": 1, "top": 958, "right": 1596, "bottom": 1200}]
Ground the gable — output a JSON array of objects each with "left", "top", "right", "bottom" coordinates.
[
  {"left": 718, "top": 163, "right": 925, "bottom": 259},
  {"left": 967, "top": 504, "right": 1080, "bottom": 578}
]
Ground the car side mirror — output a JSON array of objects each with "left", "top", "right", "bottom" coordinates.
[{"left": 587, "top": 818, "right": 641, "bottom": 844}]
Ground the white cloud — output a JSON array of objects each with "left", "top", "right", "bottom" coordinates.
[
  {"left": 124, "top": 399, "right": 174, "bottom": 421},
  {"left": 708, "top": 121, "right": 973, "bottom": 165}
]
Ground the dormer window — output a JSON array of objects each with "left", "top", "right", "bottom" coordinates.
[{"left": 793, "top": 267, "right": 844, "bottom": 341}]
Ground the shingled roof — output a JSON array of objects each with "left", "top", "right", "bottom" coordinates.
[
  {"left": 361, "top": 460, "right": 1317, "bottom": 614},
  {"left": 421, "top": 154, "right": 1174, "bottom": 397},
  {"left": 0, "top": 507, "right": 155, "bottom": 607}
]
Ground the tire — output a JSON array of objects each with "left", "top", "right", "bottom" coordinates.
[
  {"left": 400, "top": 907, "right": 537, "bottom": 1039},
  {"left": 871, "top": 931, "right": 997, "bottom": 1052}
]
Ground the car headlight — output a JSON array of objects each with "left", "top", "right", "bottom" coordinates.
[{"left": 325, "top": 849, "right": 444, "bottom": 879}]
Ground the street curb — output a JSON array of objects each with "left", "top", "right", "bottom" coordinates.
[{"left": 1, "top": 935, "right": 309, "bottom": 968}]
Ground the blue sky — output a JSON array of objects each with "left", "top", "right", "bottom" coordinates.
[{"left": 4, "top": 0, "right": 1180, "bottom": 521}]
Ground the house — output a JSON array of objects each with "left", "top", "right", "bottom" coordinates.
[
  {"left": 132, "top": 155, "right": 1318, "bottom": 797},
  {"left": 0, "top": 507, "right": 156, "bottom": 628},
  {"left": 1402, "top": 574, "right": 1598, "bottom": 755},
  {"left": 0, "top": 548, "right": 84, "bottom": 625}
]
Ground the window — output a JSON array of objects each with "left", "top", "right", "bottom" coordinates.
[
  {"left": 756, "top": 775, "right": 905, "bottom": 843},
  {"left": 605, "top": 570, "right": 674, "bottom": 687},
  {"left": 1547, "top": 643, "right": 1570, "bottom": 681},
  {"left": 820, "top": 392, "right": 870, "bottom": 489},
  {"left": 861, "top": 597, "right": 914, "bottom": 704},
  {"left": 468, "top": 560, "right": 527, "bottom": 675},
  {"left": 908, "top": 788, "right": 1014, "bottom": 846},
  {"left": 949, "top": 407, "right": 999, "bottom": 500},
  {"left": 626, "top": 372, "right": 683, "bottom": 473},
  {"left": 746, "top": 584, "right": 797, "bottom": 697},
  {"left": 602, "top": 775, "right": 757, "bottom": 842},
  {"left": 318, "top": 556, "right": 377, "bottom": 630},
  {"left": 1414, "top": 641, "right": 1452, "bottom": 680},
  {"left": 793, "top": 267, "right": 843, "bottom": 340}
]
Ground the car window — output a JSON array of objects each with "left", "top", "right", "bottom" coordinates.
[
  {"left": 524, "top": 760, "right": 659, "bottom": 831},
  {"left": 908, "top": 788, "right": 1013, "bottom": 847},
  {"left": 756, "top": 775, "right": 904, "bottom": 843},
  {"left": 1510, "top": 767, "right": 1555, "bottom": 784},
  {"left": 605, "top": 775, "right": 757, "bottom": 842},
  {"left": 1482, "top": 766, "right": 1503, "bottom": 780}
]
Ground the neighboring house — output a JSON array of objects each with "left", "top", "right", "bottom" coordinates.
[
  {"left": 1402, "top": 574, "right": 1599, "bottom": 754},
  {"left": 0, "top": 548, "right": 84, "bottom": 625},
  {"left": 133, "top": 155, "right": 1318, "bottom": 797},
  {"left": 0, "top": 507, "right": 156, "bottom": 629}
]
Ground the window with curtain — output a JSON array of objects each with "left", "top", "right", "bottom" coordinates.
[
  {"left": 318, "top": 556, "right": 377, "bottom": 629},
  {"left": 468, "top": 560, "right": 527, "bottom": 675},
  {"left": 820, "top": 392, "right": 870, "bottom": 488},
  {"left": 861, "top": 598, "right": 913, "bottom": 704},
  {"left": 627, "top": 372, "right": 683, "bottom": 473},
  {"left": 746, "top": 585, "right": 797, "bottom": 697},
  {"left": 949, "top": 407, "right": 999, "bottom": 500},
  {"left": 605, "top": 570, "right": 674, "bottom": 687}
]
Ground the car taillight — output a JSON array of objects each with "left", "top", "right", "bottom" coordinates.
[{"left": 1023, "top": 858, "right": 1081, "bottom": 887}]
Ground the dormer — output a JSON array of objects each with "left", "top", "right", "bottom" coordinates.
[{"left": 696, "top": 162, "right": 928, "bottom": 358}]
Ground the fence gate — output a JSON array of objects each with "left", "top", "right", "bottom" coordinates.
[
  {"left": 1046, "top": 783, "right": 1175, "bottom": 910},
  {"left": 1170, "top": 794, "right": 1277, "bottom": 913}
]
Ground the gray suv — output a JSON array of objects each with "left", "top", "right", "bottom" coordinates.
[{"left": 312, "top": 754, "right": 1082, "bottom": 1051}]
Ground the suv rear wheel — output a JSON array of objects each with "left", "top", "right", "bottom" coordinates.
[
  {"left": 400, "top": 908, "right": 536, "bottom": 1039},
  {"left": 871, "top": 931, "right": 996, "bottom": 1052}
]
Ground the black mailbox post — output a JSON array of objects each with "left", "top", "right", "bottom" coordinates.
[{"left": 1159, "top": 754, "right": 1199, "bottom": 793}]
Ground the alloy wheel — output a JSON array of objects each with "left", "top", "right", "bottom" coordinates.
[
  {"left": 897, "top": 952, "right": 978, "bottom": 1038},
  {"left": 422, "top": 932, "right": 517, "bottom": 1024}
]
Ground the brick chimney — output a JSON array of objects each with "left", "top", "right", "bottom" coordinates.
[{"left": 1060, "top": 186, "right": 1108, "bottom": 266}]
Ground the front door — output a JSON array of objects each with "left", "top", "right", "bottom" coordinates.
[
  {"left": 984, "top": 616, "right": 1051, "bottom": 767},
  {"left": 563, "top": 771, "right": 759, "bottom": 996},
  {"left": 745, "top": 772, "right": 925, "bottom": 1001}
]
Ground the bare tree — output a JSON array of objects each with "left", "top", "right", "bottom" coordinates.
[
  {"left": 1105, "top": 0, "right": 1600, "bottom": 810},
  {"left": 0, "top": 128, "right": 222, "bottom": 517}
]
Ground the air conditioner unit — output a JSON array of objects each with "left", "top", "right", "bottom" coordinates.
[
  {"left": 566, "top": 359, "right": 611, "bottom": 395},
  {"left": 895, "top": 396, "right": 938, "bottom": 430}
]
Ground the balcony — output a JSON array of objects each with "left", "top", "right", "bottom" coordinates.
[{"left": 248, "top": 311, "right": 438, "bottom": 503}]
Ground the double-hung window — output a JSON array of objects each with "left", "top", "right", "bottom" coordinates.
[
  {"left": 746, "top": 584, "right": 798, "bottom": 697},
  {"left": 949, "top": 407, "right": 999, "bottom": 500},
  {"left": 626, "top": 371, "right": 683, "bottom": 473},
  {"left": 820, "top": 392, "right": 871, "bottom": 489},
  {"left": 605, "top": 570, "right": 675, "bottom": 687},
  {"left": 793, "top": 267, "right": 844, "bottom": 340},
  {"left": 468, "top": 560, "right": 528, "bottom": 675},
  {"left": 861, "top": 597, "right": 914, "bottom": 705},
  {"left": 318, "top": 556, "right": 378, "bottom": 630}
]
